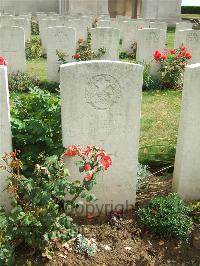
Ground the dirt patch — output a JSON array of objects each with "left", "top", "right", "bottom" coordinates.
[{"left": 15, "top": 175, "right": 200, "bottom": 266}]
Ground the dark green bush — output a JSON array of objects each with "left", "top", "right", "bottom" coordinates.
[
  {"left": 181, "top": 6, "right": 200, "bottom": 14},
  {"left": 0, "top": 208, "right": 14, "bottom": 265},
  {"left": 11, "top": 88, "right": 63, "bottom": 172},
  {"left": 8, "top": 72, "right": 40, "bottom": 92},
  {"left": 25, "top": 36, "right": 42, "bottom": 60},
  {"left": 137, "top": 193, "right": 193, "bottom": 241}
]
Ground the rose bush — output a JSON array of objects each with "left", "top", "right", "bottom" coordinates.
[
  {"left": 153, "top": 46, "right": 192, "bottom": 90},
  {"left": 0, "top": 145, "right": 112, "bottom": 263}
]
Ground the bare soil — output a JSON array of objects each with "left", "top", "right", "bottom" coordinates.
[{"left": 15, "top": 175, "right": 200, "bottom": 266}]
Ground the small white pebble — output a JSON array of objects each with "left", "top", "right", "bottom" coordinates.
[{"left": 124, "top": 246, "right": 131, "bottom": 251}]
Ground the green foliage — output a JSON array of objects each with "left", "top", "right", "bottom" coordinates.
[
  {"left": 8, "top": 72, "right": 40, "bottom": 92},
  {"left": 137, "top": 193, "right": 193, "bottom": 241},
  {"left": 119, "top": 42, "right": 137, "bottom": 61},
  {"left": 155, "top": 47, "right": 191, "bottom": 90},
  {"left": 0, "top": 208, "right": 14, "bottom": 266},
  {"left": 181, "top": 6, "right": 200, "bottom": 14},
  {"left": 26, "top": 36, "right": 43, "bottom": 60},
  {"left": 31, "top": 18, "right": 39, "bottom": 35},
  {"left": 6, "top": 156, "right": 77, "bottom": 251},
  {"left": 11, "top": 88, "right": 63, "bottom": 171},
  {"left": 75, "top": 234, "right": 97, "bottom": 257},
  {"left": 188, "top": 201, "right": 200, "bottom": 224}
]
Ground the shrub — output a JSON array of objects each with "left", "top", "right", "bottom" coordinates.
[
  {"left": 11, "top": 88, "right": 63, "bottom": 171},
  {"left": 31, "top": 17, "right": 39, "bottom": 35},
  {"left": 137, "top": 193, "right": 193, "bottom": 241},
  {"left": 153, "top": 46, "right": 192, "bottom": 90},
  {"left": 25, "top": 36, "right": 42, "bottom": 60},
  {"left": 0, "top": 145, "right": 111, "bottom": 262},
  {"left": 188, "top": 201, "right": 200, "bottom": 224},
  {"left": 0, "top": 208, "right": 13, "bottom": 265},
  {"left": 56, "top": 31, "right": 106, "bottom": 64},
  {"left": 8, "top": 72, "right": 40, "bottom": 92},
  {"left": 119, "top": 42, "right": 137, "bottom": 61}
]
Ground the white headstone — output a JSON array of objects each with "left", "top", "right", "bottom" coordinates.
[
  {"left": 60, "top": 60, "right": 144, "bottom": 215},
  {"left": 174, "top": 29, "right": 200, "bottom": 64},
  {"left": 97, "top": 19, "right": 111, "bottom": 27},
  {"left": 12, "top": 17, "right": 31, "bottom": 40},
  {"left": 91, "top": 27, "right": 120, "bottom": 60},
  {"left": 0, "top": 65, "right": 12, "bottom": 210},
  {"left": 150, "top": 21, "right": 167, "bottom": 31},
  {"left": 65, "top": 18, "right": 91, "bottom": 42},
  {"left": 173, "top": 63, "right": 200, "bottom": 200},
  {"left": 0, "top": 26, "right": 26, "bottom": 74},
  {"left": 39, "top": 18, "right": 61, "bottom": 49},
  {"left": 47, "top": 26, "right": 76, "bottom": 82},
  {"left": 176, "top": 22, "right": 193, "bottom": 31},
  {"left": 136, "top": 28, "right": 166, "bottom": 74},
  {"left": 120, "top": 20, "right": 138, "bottom": 52}
]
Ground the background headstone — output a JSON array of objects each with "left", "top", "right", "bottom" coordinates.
[
  {"left": 60, "top": 60, "right": 144, "bottom": 214},
  {"left": 174, "top": 29, "right": 200, "bottom": 64},
  {"left": 173, "top": 63, "right": 200, "bottom": 200},
  {"left": 91, "top": 27, "right": 120, "bottom": 60},
  {"left": 47, "top": 26, "right": 76, "bottom": 82},
  {"left": 0, "top": 26, "right": 26, "bottom": 74}
]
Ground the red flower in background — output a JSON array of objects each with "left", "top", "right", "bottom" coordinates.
[
  {"left": 84, "top": 173, "right": 93, "bottom": 182},
  {"left": 0, "top": 57, "right": 7, "bottom": 66},
  {"left": 186, "top": 52, "right": 192, "bottom": 59},
  {"left": 153, "top": 50, "right": 162, "bottom": 62},
  {"left": 170, "top": 49, "right": 175, "bottom": 54},
  {"left": 84, "top": 163, "right": 91, "bottom": 172},
  {"left": 161, "top": 54, "right": 167, "bottom": 60},
  {"left": 100, "top": 155, "right": 112, "bottom": 170},
  {"left": 73, "top": 53, "right": 81, "bottom": 60}
]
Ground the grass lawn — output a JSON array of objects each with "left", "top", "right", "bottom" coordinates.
[{"left": 181, "top": 13, "right": 200, "bottom": 20}]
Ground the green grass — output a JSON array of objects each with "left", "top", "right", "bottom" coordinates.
[
  {"left": 27, "top": 58, "right": 47, "bottom": 81},
  {"left": 181, "top": 14, "right": 200, "bottom": 20},
  {"left": 166, "top": 27, "right": 175, "bottom": 49},
  {"left": 140, "top": 90, "right": 181, "bottom": 165}
]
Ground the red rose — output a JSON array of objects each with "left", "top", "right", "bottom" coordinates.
[
  {"left": 73, "top": 53, "right": 81, "bottom": 60},
  {"left": 64, "top": 144, "right": 83, "bottom": 157},
  {"left": 84, "top": 163, "right": 91, "bottom": 172},
  {"left": 170, "top": 49, "right": 175, "bottom": 55},
  {"left": 84, "top": 173, "right": 93, "bottom": 182},
  {"left": 186, "top": 52, "right": 192, "bottom": 59},
  {"left": 86, "top": 212, "right": 94, "bottom": 220},
  {"left": 181, "top": 46, "right": 186, "bottom": 51},
  {"left": 153, "top": 50, "right": 162, "bottom": 62},
  {"left": 0, "top": 57, "right": 7, "bottom": 66},
  {"left": 100, "top": 155, "right": 112, "bottom": 170},
  {"left": 161, "top": 54, "right": 167, "bottom": 60},
  {"left": 181, "top": 51, "right": 187, "bottom": 57}
]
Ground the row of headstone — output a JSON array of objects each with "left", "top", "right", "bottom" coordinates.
[
  {"left": 46, "top": 25, "right": 166, "bottom": 82},
  {"left": 0, "top": 60, "right": 200, "bottom": 213},
  {"left": 0, "top": 14, "right": 31, "bottom": 40}
]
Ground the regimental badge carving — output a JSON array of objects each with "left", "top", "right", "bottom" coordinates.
[
  {"left": 55, "top": 31, "right": 67, "bottom": 41},
  {"left": 146, "top": 32, "right": 159, "bottom": 41},
  {"left": 86, "top": 74, "right": 121, "bottom": 110},
  {"left": 186, "top": 32, "right": 199, "bottom": 43}
]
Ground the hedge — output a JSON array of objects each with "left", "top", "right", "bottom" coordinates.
[{"left": 181, "top": 6, "right": 200, "bottom": 14}]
